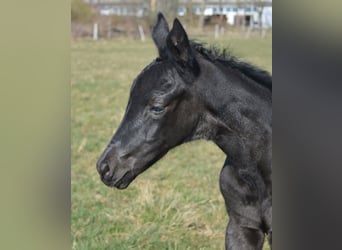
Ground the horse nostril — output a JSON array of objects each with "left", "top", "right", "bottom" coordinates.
[
  {"left": 97, "top": 162, "right": 109, "bottom": 175},
  {"left": 97, "top": 162, "right": 114, "bottom": 182},
  {"left": 119, "top": 152, "right": 132, "bottom": 160},
  {"left": 104, "top": 171, "right": 112, "bottom": 180}
]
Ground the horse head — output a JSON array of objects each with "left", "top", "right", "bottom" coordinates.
[{"left": 96, "top": 14, "right": 201, "bottom": 189}]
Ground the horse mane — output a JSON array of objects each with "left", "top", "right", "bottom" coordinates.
[{"left": 191, "top": 41, "right": 272, "bottom": 92}]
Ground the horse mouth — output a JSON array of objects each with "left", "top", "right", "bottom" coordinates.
[
  {"left": 101, "top": 171, "right": 135, "bottom": 189},
  {"left": 99, "top": 150, "right": 167, "bottom": 189},
  {"left": 112, "top": 171, "right": 134, "bottom": 189}
]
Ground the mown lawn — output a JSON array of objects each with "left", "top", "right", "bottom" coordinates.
[{"left": 71, "top": 33, "right": 272, "bottom": 250}]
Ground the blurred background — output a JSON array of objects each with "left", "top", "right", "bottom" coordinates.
[
  {"left": 71, "top": 0, "right": 272, "bottom": 40},
  {"left": 71, "top": 1, "right": 272, "bottom": 249}
]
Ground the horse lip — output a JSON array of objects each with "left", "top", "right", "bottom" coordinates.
[
  {"left": 99, "top": 169, "right": 129, "bottom": 188},
  {"left": 112, "top": 171, "right": 133, "bottom": 189}
]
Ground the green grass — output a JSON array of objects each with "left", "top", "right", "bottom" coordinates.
[{"left": 72, "top": 34, "right": 272, "bottom": 250}]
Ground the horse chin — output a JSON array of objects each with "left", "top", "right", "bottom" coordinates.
[
  {"left": 104, "top": 151, "right": 167, "bottom": 189},
  {"left": 114, "top": 181, "right": 130, "bottom": 189},
  {"left": 112, "top": 171, "right": 136, "bottom": 189},
  {"left": 99, "top": 169, "right": 133, "bottom": 189}
]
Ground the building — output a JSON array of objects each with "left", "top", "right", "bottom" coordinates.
[
  {"left": 84, "top": 0, "right": 149, "bottom": 17},
  {"left": 84, "top": 0, "right": 272, "bottom": 27},
  {"left": 178, "top": 0, "right": 272, "bottom": 27}
]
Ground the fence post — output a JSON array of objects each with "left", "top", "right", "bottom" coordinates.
[
  {"left": 93, "top": 22, "right": 98, "bottom": 41},
  {"left": 107, "top": 19, "right": 112, "bottom": 39},
  {"left": 138, "top": 25, "right": 145, "bottom": 42},
  {"left": 215, "top": 24, "right": 219, "bottom": 39}
]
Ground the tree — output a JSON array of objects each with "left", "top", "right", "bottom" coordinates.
[
  {"left": 156, "top": 0, "right": 179, "bottom": 21},
  {"left": 71, "top": 0, "right": 95, "bottom": 23},
  {"left": 186, "top": 0, "right": 193, "bottom": 26},
  {"left": 254, "top": 0, "right": 267, "bottom": 36},
  {"left": 198, "top": 0, "right": 206, "bottom": 31}
]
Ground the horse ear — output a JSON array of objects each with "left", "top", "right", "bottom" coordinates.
[
  {"left": 166, "top": 18, "right": 193, "bottom": 65},
  {"left": 166, "top": 18, "right": 199, "bottom": 78},
  {"left": 152, "top": 12, "right": 169, "bottom": 58}
]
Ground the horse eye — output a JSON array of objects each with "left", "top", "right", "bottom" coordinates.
[{"left": 150, "top": 106, "right": 164, "bottom": 114}]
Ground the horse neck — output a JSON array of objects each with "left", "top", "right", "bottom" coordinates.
[{"left": 192, "top": 58, "right": 272, "bottom": 154}]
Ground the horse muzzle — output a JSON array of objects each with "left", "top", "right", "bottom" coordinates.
[{"left": 96, "top": 148, "right": 137, "bottom": 189}]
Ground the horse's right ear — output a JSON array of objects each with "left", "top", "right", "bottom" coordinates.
[
  {"left": 152, "top": 13, "right": 169, "bottom": 59},
  {"left": 166, "top": 18, "right": 200, "bottom": 80}
]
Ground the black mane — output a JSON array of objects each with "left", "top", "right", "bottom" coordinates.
[{"left": 191, "top": 41, "right": 272, "bottom": 92}]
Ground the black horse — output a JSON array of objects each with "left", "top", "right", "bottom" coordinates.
[{"left": 97, "top": 13, "right": 272, "bottom": 250}]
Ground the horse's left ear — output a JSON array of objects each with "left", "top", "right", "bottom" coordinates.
[
  {"left": 152, "top": 13, "right": 169, "bottom": 59},
  {"left": 166, "top": 18, "right": 198, "bottom": 74}
]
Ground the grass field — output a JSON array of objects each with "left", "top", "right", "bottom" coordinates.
[{"left": 71, "top": 33, "right": 272, "bottom": 250}]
